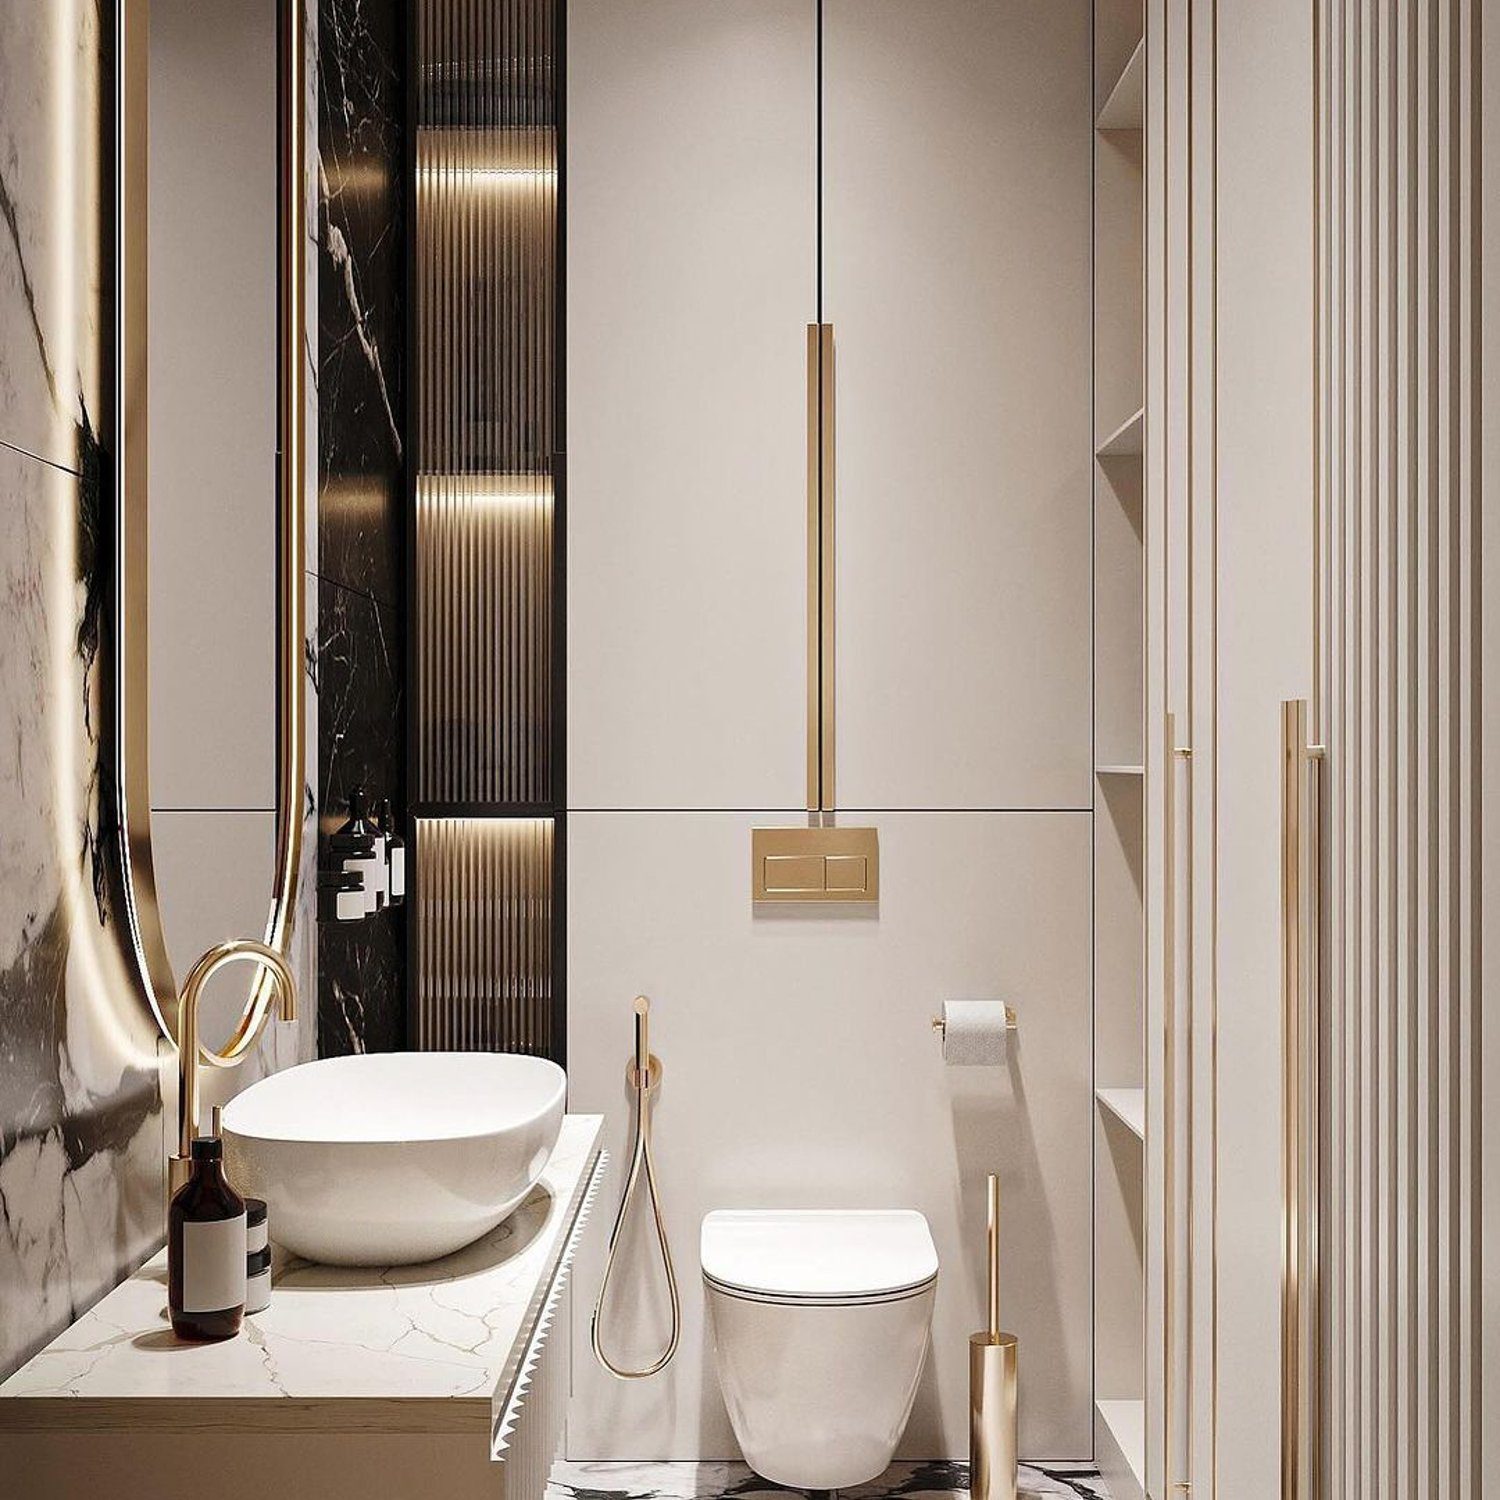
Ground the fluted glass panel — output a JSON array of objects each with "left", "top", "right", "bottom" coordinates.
[
  {"left": 414, "top": 818, "right": 553, "bottom": 1052},
  {"left": 415, "top": 0, "right": 557, "bottom": 806}
]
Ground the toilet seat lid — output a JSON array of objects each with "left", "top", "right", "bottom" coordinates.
[{"left": 700, "top": 1209, "right": 938, "bottom": 1300}]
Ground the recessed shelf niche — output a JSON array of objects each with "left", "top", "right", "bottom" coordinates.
[{"left": 1091, "top": 2, "right": 1146, "bottom": 1497}]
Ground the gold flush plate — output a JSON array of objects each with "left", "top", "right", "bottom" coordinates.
[{"left": 752, "top": 826, "right": 879, "bottom": 903}]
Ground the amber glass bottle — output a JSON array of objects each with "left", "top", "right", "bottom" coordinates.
[{"left": 168, "top": 1136, "right": 247, "bottom": 1341}]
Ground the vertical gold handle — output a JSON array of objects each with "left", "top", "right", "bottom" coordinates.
[
  {"left": 1280, "top": 701, "right": 1321, "bottom": 1500},
  {"left": 1162, "top": 714, "right": 1186, "bottom": 1497},
  {"left": 807, "top": 324, "right": 836, "bottom": 815}
]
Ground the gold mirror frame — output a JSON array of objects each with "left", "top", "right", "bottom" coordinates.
[{"left": 112, "top": 0, "right": 307, "bottom": 1044}]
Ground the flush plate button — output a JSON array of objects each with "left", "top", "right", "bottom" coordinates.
[{"left": 751, "top": 827, "right": 879, "bottom": 903}]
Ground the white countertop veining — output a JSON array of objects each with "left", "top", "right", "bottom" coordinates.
[{"left": 0, "top": 1114, "right": 603, "bottom": 1440}]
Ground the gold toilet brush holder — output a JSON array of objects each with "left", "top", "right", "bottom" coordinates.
[{"left": 969, "top": 1173, "right": 1018, "bottom": 1500}]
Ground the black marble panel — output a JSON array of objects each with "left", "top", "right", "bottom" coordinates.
[
  {"left": 316, "top": 0, "right": 407, "bottom": 1055},
  {"left": 316, "top": 575, "right": 405, "bottom": 1052},
  {"left": 318, "top": 0, "right": 405, "bottom": 610}
]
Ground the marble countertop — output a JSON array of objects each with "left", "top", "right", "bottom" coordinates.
[{"left": 0, "top": 1114, "right": 604, "bottom": 1445}]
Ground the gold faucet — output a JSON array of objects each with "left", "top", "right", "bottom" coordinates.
[{"left": 169, "top": 939, "right": 298, "bottom": 1198}]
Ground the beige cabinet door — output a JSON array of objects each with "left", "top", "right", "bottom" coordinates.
[
  {"left": 821, "top": 0, "right": 1093, "bottom": 812},
  {"left": 567, "top": 0, "right": 816, "bottom": 811},
  {"left": 1145, "top": 2, "right": 1317, "bottom": 1495}
]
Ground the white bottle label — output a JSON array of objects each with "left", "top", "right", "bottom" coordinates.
[
  {"left": 182, "top": 1214, "right": 247, "bottom": 1312},
  {"left": 343, "top": 853, "right": 382, "bottom": 915},
  {"left": 369, "top": 838, "right": 389, "bottom": 906},
  {"left": 389, "top": 844, "right": 406, "bottom": 900}
]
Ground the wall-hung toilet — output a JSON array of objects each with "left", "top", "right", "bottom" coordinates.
[{"left": 702, "top": 1209, "right": 938, "bottom": 1491}]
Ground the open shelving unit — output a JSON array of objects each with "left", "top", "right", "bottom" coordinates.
[{"left": 1091, "top": 4, "right": 1146, "bottom": 1499}]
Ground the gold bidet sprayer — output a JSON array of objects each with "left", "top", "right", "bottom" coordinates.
[{"left": 591, "top": 995, "right": 681, "bottom": 1379}]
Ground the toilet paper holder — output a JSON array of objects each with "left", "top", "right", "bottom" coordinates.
[{"left": 930, "top": 1004, "right": 1017, "bottom": 1037}]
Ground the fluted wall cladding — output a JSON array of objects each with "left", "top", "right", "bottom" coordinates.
[
  {"left": 415, "top": 0, "right": 557, "bottom": 808},
  {"left": 415, "top": 818, "right": 554, "bottom": 1053},
  {"left": 1317, "top": 0, "right": 1479, "bottom": 1492}
]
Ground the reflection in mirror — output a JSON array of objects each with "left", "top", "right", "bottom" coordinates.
[
  {"left": 115, "top": 0, "right": 305, "bottom": 1050},
  {"left": 147, "top": 0, "right": 278, "bottom": 1048}
]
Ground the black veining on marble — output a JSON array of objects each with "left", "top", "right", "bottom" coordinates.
[
  {"left": 316, "top": 0, "right": 408, "bottom": 1056},
  {"left": 0, "top": 158, "right": 58, "bottom": 412},
  {"left": 318, "top": 0, "right": 405, "bottom": 610},
  {"left": 0, "top": 438, "right": 158, "bottom": 1380},
  {"left": 315, "top": 575, "right": 405, "bottom": 1055}
]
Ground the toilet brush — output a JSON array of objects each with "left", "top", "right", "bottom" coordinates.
[{"left": 969, "top": 1174, "right": 1018, "bottom": 1500}]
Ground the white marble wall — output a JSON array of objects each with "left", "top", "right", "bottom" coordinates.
[{"left": 0, "top": 0, "right": 319, "bottom": 1380}]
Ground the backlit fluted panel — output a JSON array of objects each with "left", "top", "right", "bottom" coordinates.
[
  {"left": 414, "top": 819, "right": 553, "bottom": 1052},
  {"left": 415, "top": 0, "right": 557, "bottom": 805},
  {"left": 417, "top": 475, "right": 553, "bottom": 802},
  {"left": 1317, "top": 1, "right": 1479, "bottom": 1494}
]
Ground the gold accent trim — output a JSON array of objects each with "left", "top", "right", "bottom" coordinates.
[
  {"left": 1163, "top": 710, "right": 1179, "bottom": 1497},
  {"left": 806, "top": 323, "right": 835, "bottom": 815},
  {"left": 751, "top": 826, "right": 879, "bottom": 903},
  {"left": 1279, "top": 700, "right": 1319, "bottom": 1499},
  {"left": 806, "top": 324, "right": 820, "bottom": 811},
  {"left": 168, "top": 940, "right": 298, "bottom": 1198},
  {"left": 113, "top": 0, "right": 175, "bottom": 1034},
  {"left": 969, "top": 1333, "right": 1018, "bottom": 1500},
  {"left": 114, "top": 0, "right": 307, "bottom": 1044},
  {"left": 818, "top": 323, "right": 836, "bottom": 812}
]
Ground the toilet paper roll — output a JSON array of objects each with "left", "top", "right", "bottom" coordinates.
[{"left": 940, "top": 1000, "right": 1012, "bottom": 1065}]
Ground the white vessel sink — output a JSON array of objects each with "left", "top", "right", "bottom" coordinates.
[{"left": 222, "top": 1052, "right": 566, "bottom": 1266}]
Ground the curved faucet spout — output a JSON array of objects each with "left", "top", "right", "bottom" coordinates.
[{"left": 172, "top": 939, "right": 298, "bottom": 1195}]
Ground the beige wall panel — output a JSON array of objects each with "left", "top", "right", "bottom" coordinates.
[
  {"left": 567, "top": 0, "right": 815, "bottom": 811},
  {"left": 148, "top": 0, "right": 277, "bottom": 814},
  {"left": 150, "top": 811, "right": 276, "bottom": 1042},
  {"left": 1094, "top": 778, "right": 1143, "bottom": 1081},
  {"left": 1214, "top": 0, "right": 1314, "bottom": 1495},
  {"left": 1094, "top": 131, "right": 1145, "bottom": 444},
  {"left": 1094, "top": 1114, "right": 1144, "bottom": 1402},
  {"left": 1095, "top": 462, "right": 1144, "bottom": 767},
  {"left": 822, "top": 1, "right": 1093, "bottom": 811},
  {"left": 566, "top": 811, "right": 1093, "bottom": 1460}
]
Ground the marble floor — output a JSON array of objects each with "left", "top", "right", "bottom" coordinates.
[{"left": 549, "top": 1460, "right": 1110, "bottom": 1500}]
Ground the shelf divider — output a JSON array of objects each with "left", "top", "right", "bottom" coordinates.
[
  {"left": 1095, "top": 1086, "right": 1146, "bottom": 1140},
  {"left": 1095, "top": 1398, "right": 1146, "bottom": 1500},
  {"left": 1096, "top": 38, "right": 1145, "bottom": 131},
  {"left": 1096, "top": 406, "right": 1145, "bottom": 459}
]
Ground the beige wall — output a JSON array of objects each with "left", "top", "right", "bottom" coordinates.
[
  {"left": 567, "top": 0, "right": 1094, "bottom": 1461},
  {"left": 148, "top": 0, "right": 279, "bottom": 1032}
]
